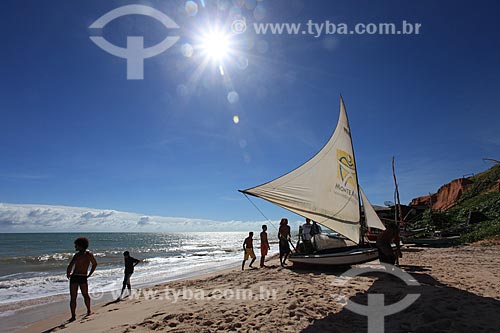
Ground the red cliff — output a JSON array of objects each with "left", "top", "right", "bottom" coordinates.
[{"left": 410, "top": 178, "right": 473, "bottom": 211}]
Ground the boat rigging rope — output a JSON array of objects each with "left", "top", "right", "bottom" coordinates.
[
  {"left": 242, "top": 193, "right": 297, "bottom": 253},
  {"left": 243, "top": 193, "right": 279, "bottom": 231}
]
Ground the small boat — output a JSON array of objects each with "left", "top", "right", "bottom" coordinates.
[
  {"left": 290, "top": 246, "right": 379, "bottom": 267},
  {"left": 400, "top": 228, "right": 427, "bottom": 237},
  {"left": 367, "top": 227, "right": 427, "bottom": 242},
  {"left": 240, "top": 96, "right": 387, "bottom": 266},
  {"left": 402, "top": 235, "right": 460, "bottom": 247}
]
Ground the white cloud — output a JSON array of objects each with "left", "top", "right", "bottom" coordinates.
[
  {"left": 0, "top": 203, "right": 297, "bottom": 233},
  {"left": 137, "top": 216, "right": 153, "bottom": 226}
]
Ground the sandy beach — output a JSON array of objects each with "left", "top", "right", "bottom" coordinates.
[
  {"left": 11, "top": 244, "right": 500, "bottom": 333},
  {"left": 2, "top": 2, "right": 499, "bottom": 333}
]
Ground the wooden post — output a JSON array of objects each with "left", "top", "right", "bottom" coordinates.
[
  {"left": 392, "top": 157, "right": 404, "bottom": 230},
  {"left": 392, "top": 157, "right": 403, "bottom": 265}
]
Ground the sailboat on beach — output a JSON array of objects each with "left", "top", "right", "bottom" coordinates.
[{"left": 240, "top": 96, "right": 386, "bottom": 266}]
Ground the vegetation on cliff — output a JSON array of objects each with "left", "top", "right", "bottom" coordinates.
[{"left": 408, "top": 163, "right": 500, "bottom": 243}]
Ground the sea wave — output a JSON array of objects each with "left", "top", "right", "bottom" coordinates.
[
  {"left": 0, "top": 253, "right": 73, "bottom": 264},
  {"left": 0, "top": 232, "right": 250, "bottom": 309},
  {"left": 0, "top": 251, "right": 244, "bottom": 306},
  {"left": 0, "top": 251, "right": 116, "bottom": 265}
]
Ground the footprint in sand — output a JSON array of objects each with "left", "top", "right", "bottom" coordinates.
[
  {"left": 140, "top": 319, "right": 155, "bottom": 326},
  {"left": 166, "top": 321, "right": 178, "bottom": 328},
  {"left": 161, "top": 314, "right": 175, "bottom": 321}
]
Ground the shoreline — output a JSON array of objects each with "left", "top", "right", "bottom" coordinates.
[
  {"left": 3, "top": 258, "right": 246, "bottom": 333},
  {"left": 9, "top": 245, "right": 500, "bottom": 332}
]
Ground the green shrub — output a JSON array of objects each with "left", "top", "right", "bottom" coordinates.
[{"left": 460, "top": 219, "right": 500, "bottom": 243}]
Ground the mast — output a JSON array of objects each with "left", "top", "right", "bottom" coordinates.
[
  {"left": 392, "top": 157, "right": 403, "bottom": 265},
  {"left": 340, "top": 95, "right": 364, "bottom": 244},
  {"left": 392, "top": 157, "right": 404, "bottom": 229}
]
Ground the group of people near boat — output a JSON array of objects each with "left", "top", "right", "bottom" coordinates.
[
  {"left": 242, "top": 216, "right": 402, "bottom": 269},
  {"left": 241, "top": 218, "right": 292, "bottom": 270},
  {"left": 242, "top": 217, "right": 323, "bottom": 270}
]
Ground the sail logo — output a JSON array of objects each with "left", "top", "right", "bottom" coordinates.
[
  {"left": 337, "top": 149, "right": 356, "bottom": 187},
  {"left": 89, "top": 5, "right": 180, "bottom": 80}
]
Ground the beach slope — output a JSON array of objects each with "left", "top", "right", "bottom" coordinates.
[{"left": 20, "top": 246, "right": 500, "bottom": 332}]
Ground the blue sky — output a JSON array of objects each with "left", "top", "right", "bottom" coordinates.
[{"left": 0, "top": 0, "right": 499, "bottom": 231}]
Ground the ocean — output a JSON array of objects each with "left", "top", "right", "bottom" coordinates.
[{"left": 0, "top": 232, "right": 275, "bottom": 315}]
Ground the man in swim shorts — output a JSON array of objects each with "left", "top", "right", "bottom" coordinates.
[
  {"left": 242, "top": 232, "right": 256, "bottom": 270},
  {"left": 66, "top": 237, "right": 97, "bottom": 322}
]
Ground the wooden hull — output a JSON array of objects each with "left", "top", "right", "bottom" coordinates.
[{"left": 289, "top": 247, "right": 379, "bottom": 266}]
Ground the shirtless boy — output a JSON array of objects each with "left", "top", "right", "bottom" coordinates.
[
  {"left": 242, "top": 232, "right": 256, "bottom": 270},
  {"left": 66, "top": 237, "right": 97, "bottom": 321}
]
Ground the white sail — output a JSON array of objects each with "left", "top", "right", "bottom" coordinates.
[
  {"left": 360, "top": 187, "right": 386, "bottom": 230},
  {"left": 241, "top": 97, "right": 361, "bottom": 243}
]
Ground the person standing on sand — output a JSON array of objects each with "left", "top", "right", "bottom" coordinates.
[
  {"left": 242, "top": 232, "right": 256, "bottom": 270},
  {"left": 278, "top": 218, "right": 291, "bottom": 267},
  {"left": 301, "top": 218, "right": 313, "bottom": 253},
  {"left": 376, "top": 224, "right": 402, "bottom": 265},
  {"left": 118, "top": 251, "right": 141, "bottom": 299},
  {"left": 260, "top": 225, "right": 270, "bottom": 268},
  {"left": 66, "top": 237, "right": 97, "bottom": 322}
]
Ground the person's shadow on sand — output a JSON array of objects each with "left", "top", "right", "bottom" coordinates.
[
  {"left": 41, "top": 321, "right": 69, "bottom": 333},
  {"left": 300, "top": 269, "right": 500, "bottom": 332},
  {"left": 43, "top": 297, "right": 123, "bottom": 333},
  {"left": 103, "top": 297, "right": 125, "bottom": 307}
]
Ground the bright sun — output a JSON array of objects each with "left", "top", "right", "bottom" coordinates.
[{"left": 200, "top": 30, "right": 230, "bottom": 61}]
